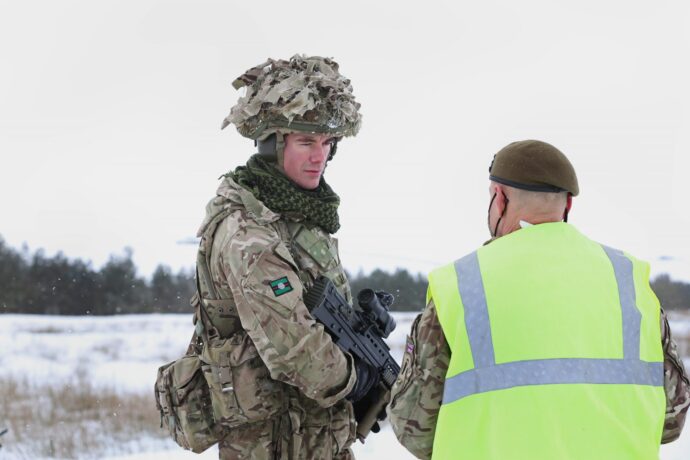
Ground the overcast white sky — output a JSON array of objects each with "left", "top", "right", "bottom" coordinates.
[{"left": 1, "top": 0, "right": 689, "bottom": 283}]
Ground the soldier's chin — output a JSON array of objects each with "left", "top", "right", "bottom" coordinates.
[{"left": 300, "top": 174, "right": 322, "bottom": 189}]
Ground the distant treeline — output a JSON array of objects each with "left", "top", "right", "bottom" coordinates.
[
  {"left": 1, "top": 237, "right": 688, "bottom": 315},
  {"left": 650, "top": 274, "right": 690, "bottom": 312},
  {"left": 0, "top": 237, "right": 426, "bottom": 315},
  {"left": 0, "top": 238, "right": 195, "bottom": 315}
]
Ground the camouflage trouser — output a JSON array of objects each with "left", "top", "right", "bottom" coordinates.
[{"left": 218, "top": 409, "right": 355, "bottom": 460}]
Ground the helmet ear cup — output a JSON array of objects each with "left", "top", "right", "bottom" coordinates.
[
  {"left": 256, "top": 132, "right": 286, "bottom": 166},
  {"left": 257, "top": 133, "right": 278, "bottom": 161}
]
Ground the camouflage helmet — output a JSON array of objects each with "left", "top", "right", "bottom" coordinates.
[
  {"left": 489, "top": 140, "right": 579, "bottom": 196},
  {"left": 221, "top": 55, "right": 362, "bottom": 140}
]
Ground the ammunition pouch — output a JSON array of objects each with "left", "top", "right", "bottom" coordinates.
[
  {"left": 154, "top": 355, "right": 224, "bottom": 453},
  {"left": 200, "top": 331, "right": 285, "bottom": 427},
  {"left": 200, "top": 297, "right": 242, "bottom": 339}
]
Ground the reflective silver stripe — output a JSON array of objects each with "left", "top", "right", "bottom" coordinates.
[
  {"left": 442, "top": 359, "right": 663, "bottom": 403},
  {"left": 602, "top": 245, "right": 641, "bottom": 359},
  {"left": 443, "top": 245, "right": 661, "bottom": 405},
  {"left": 455, "top": 252, "right": 494, "bottom": 367}
]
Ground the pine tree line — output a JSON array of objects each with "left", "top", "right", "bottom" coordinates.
[
  {"left": 650, "top": 274, "right": 690, "bottom": 312},
  {"left": 347, "top": 268, "right": 428, "bottom": 312},
  {"left": 1, "top": 236, "right": 688, "bottom": 315},
  {"left": 0, "top": 237, "right": 195, "bottom": 315}
]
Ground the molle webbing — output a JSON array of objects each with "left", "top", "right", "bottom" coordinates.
[
  {"left": 441, "top": 245, "right": 664, "bottom": 406},
  {"left": 193, "top": 207, "right": 241, "bottom": 341},
  {"left": 278, "top": 221, "right": 351, "bottom": 302}
]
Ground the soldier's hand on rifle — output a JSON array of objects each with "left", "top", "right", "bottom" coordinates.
[
  {"left": 365, "top": 405, "right": 388, "bottom": 433},
  {"left": 347, "top": 359, "right": 379, "bottom": 402}
]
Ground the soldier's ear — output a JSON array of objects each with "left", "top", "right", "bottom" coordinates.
[
  {"left": 495, "top": 185, "right": 509, "bottom": 214},
  {"left": 563, "top": 193, "right": 573, "bottom": 222}
]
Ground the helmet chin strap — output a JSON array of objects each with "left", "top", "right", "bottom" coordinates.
[{"left": 327, "top": 138, "right": 339, "bottom": 161}]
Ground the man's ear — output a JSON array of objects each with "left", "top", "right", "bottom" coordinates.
[
  {"left": 563, "top": 193, "right": 573, "bottom": 221},
  {"left": 495, "top": 185, "right": 508, "bottom": 214}
]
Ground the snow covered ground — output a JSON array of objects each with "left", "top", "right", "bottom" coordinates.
[{"left": 0, "top": 312, "right": 688, "bottom": 459}]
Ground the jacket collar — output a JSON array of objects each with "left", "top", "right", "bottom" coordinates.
[{"left": 196, "top": 177, "right": 280, "bottom": 237}]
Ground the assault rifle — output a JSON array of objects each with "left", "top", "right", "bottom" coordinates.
[{"left": 304, "top": 276, "right": 401, "bottom": 442}]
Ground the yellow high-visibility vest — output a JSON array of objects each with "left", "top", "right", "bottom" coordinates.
[{"left": 429, "top": 223, "right": 665, "bottom": 459}]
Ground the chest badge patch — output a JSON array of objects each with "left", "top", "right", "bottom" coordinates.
[{"left": 270, "top": 276, "right": 293, "bottom": 297}]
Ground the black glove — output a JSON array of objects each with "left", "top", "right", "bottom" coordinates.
[
  {"left": 353, "top": 394, "right": 388, "bottom": 423},
  {"left": 346, "top": 359, "right": 379, "bottom": 402},
  {"left": 352, "top": 386, "right": 388, "bottom": 434},
  {"left": 367, "top": 406, "right": 388, "bottom": 434},
  {"left": 369, "top": 410, "right": 385, "bottom": 433}
]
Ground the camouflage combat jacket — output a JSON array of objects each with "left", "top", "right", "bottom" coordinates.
[
  {"left": 388, "top": 298, "right": 690, "bottom": 459},
  {"left": 195, "top": 176, "right": 358, "bottom": 459}
]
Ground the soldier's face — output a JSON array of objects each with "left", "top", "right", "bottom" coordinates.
[{"left": 282, "top": 133, "right": 334, "bottom": 189}]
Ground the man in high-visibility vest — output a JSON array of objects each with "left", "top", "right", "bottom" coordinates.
[{"left": 388, "top": 140, "right": 689, "bottom": 459}]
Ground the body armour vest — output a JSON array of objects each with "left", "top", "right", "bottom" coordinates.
[
  {"left": 194, "top": 177, "right": 351, "bottom": 341},
  {"left": 428, "top": 223, "right": 665, "bottom": 460},
  {"left": 183, "top": 177, "right": 356, "bottom": 459}
]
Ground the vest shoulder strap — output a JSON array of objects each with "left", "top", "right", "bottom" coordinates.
[{"left": 192, "top": 206, "right": 241, "bottom": 345}]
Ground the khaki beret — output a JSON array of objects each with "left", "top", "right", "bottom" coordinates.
[{"left": 489, "top": 140, "right": 579, "bottom": 196}]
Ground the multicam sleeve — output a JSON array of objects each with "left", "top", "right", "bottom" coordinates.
[
  {"left": 388, "top": 299, "right": 450, "bottom": 460},
  {"left": 220, "top": 223, "right": 356, "bottom": 408},
  {"left": 661, "top": 308, "right": 690, "bottom": 443}
]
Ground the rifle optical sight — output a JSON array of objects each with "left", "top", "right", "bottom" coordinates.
[{"left": 357, "top": 289, "right": 396, "bottom": 338}]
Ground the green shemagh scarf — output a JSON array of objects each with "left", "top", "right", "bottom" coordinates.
[{"left": 226, "top": 155, "right": 341, "bottom": 234}]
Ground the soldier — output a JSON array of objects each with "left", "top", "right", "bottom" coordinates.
[
  {"left": 190, "top": 55, "right": 378, "bottom": 459},
  {"left": 388, "top": 140, "right": 690, "bottom": 459}
]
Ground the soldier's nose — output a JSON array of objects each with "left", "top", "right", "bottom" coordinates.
[{"left": 311, "top": 146, "right": 328, "bottom": 163}]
